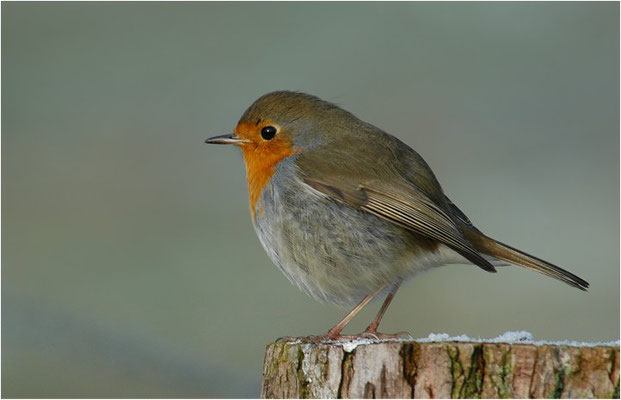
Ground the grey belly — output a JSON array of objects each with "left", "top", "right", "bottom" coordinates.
[{"left": 252, "top": 174, "right": 438, "bottom": 306}]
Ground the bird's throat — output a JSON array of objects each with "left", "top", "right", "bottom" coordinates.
[{"left": 242, "top": 144, "right": 298, "bottom": 219}]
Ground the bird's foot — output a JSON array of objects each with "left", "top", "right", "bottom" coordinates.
[
  {"left": 275, "top": 331, "right": 413, "bottom": 344},
  {"left": 359, "top": 330, "right": 413, "bottom": 340}
]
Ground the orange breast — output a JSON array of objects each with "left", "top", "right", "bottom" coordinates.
[{"left": 235, "top": 122, "right": 299, "bottom": 218}]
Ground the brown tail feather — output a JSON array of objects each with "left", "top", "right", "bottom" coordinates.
[{"left": 465, "top": 231, "right": 589, "bottom": 291}]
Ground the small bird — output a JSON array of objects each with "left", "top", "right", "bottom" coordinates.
[{"left": 206, "top": 91, "right": 588, "bottom": 340}]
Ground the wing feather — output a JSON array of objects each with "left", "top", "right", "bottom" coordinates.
[{"left": 302, "top": 177, "right": 496, "bottom": 272}]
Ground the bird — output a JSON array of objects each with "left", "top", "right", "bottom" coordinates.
[{"left": 205, "top": 91, "right": 588, "bottom": 341}]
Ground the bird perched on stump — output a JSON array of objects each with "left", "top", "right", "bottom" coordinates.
[{"left": 206, "top": 91, "right": 588, "bottom": 341}]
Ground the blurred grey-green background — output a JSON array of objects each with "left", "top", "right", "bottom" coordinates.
[{"left": 2, "top": 2, "right": 619, "bottom": 397}]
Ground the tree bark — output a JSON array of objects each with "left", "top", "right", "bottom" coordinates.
[{"left": 261, "top": 340, "right": 619, "bottom": 398}]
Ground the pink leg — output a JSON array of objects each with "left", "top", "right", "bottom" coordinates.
[
  {"left": 277, "top": 283, "right": 407, "bottom": 344},
  {"left": 325, "top": 292, "right": 377, "bottom": 338},
  {"left": 364, "top": 281, "right": 401, "bottom": 333}
]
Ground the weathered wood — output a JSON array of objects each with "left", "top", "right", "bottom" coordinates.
[{"left": 261, "top": 340, "right": 620, "bottom": 399}]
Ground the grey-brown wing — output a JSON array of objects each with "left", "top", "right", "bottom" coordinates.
[
  {"left": 302, "top": 176, "right": 497, "bottom": 273},
  {"left": 445, "top": 195, "right": 475, "bottom": 228}
]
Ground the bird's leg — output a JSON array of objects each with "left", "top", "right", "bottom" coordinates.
[
  {"left": 324, "top": 285, "right": 387, "bottom": 339},
  {"left": 325, "top": 293, "right": 375, "bottom": 338},
  {"left": 362, "top": 281, "right": 410, "bottom": 339},
  {"left": 279, "top": 284, "right": 406, "bottom": 343}
]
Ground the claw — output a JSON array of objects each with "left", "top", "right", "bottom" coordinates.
[
  {"left": 360, "top": 331, "right": 413, "bottom": 340},
  {"left": 276, "top": 331, "right": 414, "bottom": 344},
  {"left": 360, "top": 331, "right": 380, "bottom": 340}
]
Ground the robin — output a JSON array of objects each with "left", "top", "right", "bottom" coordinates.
[{"left": 206, "top": 91, "right": 588, "bottom": 341}]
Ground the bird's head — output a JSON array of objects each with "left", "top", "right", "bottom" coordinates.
[{"left": 206, "top": 91, "right": 351, "bottom": 216}]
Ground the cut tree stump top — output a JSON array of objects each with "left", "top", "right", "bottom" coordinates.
[{"left": 261, "top": 338, "right": 620, "bottom": 399}]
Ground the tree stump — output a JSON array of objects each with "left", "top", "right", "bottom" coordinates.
[{"left": 261, "top": 338, "right": 620, "bottom": 398}]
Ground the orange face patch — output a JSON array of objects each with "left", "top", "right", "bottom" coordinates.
[{"left": 234, "top": 120, "right": 299, "bottom": 218}]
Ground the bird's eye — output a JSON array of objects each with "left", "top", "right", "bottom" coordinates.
[{"left": 261, "top": 126, "right": 277, "bottom": 140}]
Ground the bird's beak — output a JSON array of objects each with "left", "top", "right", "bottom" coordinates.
[{"left": 204, "top": 134, "right": 247, "bottom": 145}]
